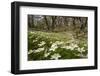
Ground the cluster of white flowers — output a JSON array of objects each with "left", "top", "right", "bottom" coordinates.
[
  {"left": 28, "top": 48, "right": 44, "bottom": 54},
  {"left": 49, "top": 41, "right": 64, "bottom": 51},
  {"left": 54, "top": 41, "right": 64, "bottom": 45},
  {"left": 33, "top": 39, "right": 38, "bottom": 43},
  {"left": 76, "top": 52, "right": 86, "bottom": 57},
  {"left": 77, "top": 47, "right": 86, "bottom": 52},
  {"left": 28, "top": 50, "right": 33, "bottom": 54},
  {"left": 30, "top": 31, "right": 35, "bottom": 34},
  {"left": 28, "top": 30, "right": 88, "bottom": 60},
  {"left": 62, "top": 46, "right": 72, "bottom": 50},
  {"left": 44, "top": 52, "right": 50, "bottom": 57},
  {"left": 70, "top": 43, "right": 78, "bottom": 48},
  {"left": 69, "top": 43, "right": 78, "bottom": 50},
  {"left": 38, "top": 41, "right": 45, "bottom": 46},
  {"left": 62, "top": 43, "right": 78, "bottom": 50},
  {"left": 34, "top": 47, "right": 44, "bottom": 53},
  {"left": 50, "top": 40, "right": 86, "bottom": 52},
  {"left": 50, "top": 53, "right": 61, "bottom": 60},
  {"left": 49, "top": 43, "right": 58, "bottom": 51}
]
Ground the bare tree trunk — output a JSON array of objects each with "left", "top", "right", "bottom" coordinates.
[
  {"left": 51, "top": 16, "right": 57, "bottom": 31},
  {"left": 28, "top": 15, "right": 34, "bottom": 28},
  {"left": 32, "top": 15, "right": 34, "bottom": 28},
  {"left": 44, "top": 16, "right": 49, "bottom": 31}
]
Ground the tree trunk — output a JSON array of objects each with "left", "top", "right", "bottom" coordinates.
[{"left": 44, "top": 16, "right": 49, "bottom": 31}]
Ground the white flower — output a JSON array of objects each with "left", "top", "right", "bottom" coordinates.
[
  {"left": 49, "top": 41, "right": 64, "bottom": 51},
  {"left": 30, "top": 31, "right": 34, "bottom": 34},
  {"left": 65, "top": 43, "right": 78, "bottom": 50},
  {"left": 49, "top": 43, "right": 58, "bottom": 51},
  {"left": 77, "top": 47, "right": 86, "bottom": 52},
  {"left": 76, "top": 53, "right": 82, "bottom": 57},
  {"left": 33, "top": 39, "right": 37, "bottom": 43},
  {"left": 50, "top": 53, "right": 61, "bottom": 60},
  {"left": 55, "top": 41, "right": 64, "bottom": 45},
  {"left": 70, "top": 43, "right": 78, "bottom": 48},
  {"left": 76, "top": 53, "right": 86, "bottom": 58},
  {"left": 49, "top": 42, "right": 58, "bottom": 51},
  {"left": 51, "top": 43, "right": 57, "bottom": 47},
  {"left": 38, "top": 41, "right": 45, "bottom": 46},
  {"left": 62, "top": 45, "right": 74, "bottom": 50},
  {"left": 44, "top": 53, "right": 50, "bottom": 57},
  {"left": 63, "top": 45, "right": 70, "bottom": 49},
  {"left": 49, "top": 46, "right": 58, "bottom": 51},
  {"left": 28, "top": 50, "right": 33, "bottom": 54},
  {"left": 34, "top": 48, "right": 44, "bottom": 53}
]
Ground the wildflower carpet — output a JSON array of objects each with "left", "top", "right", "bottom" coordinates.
[{"left": 28, "top": 31, "right": 87, "bottom": 61}]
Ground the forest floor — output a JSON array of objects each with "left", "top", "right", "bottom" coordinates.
[{"left": 28, "top": 31, "right": 88, "bottom": 60}]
